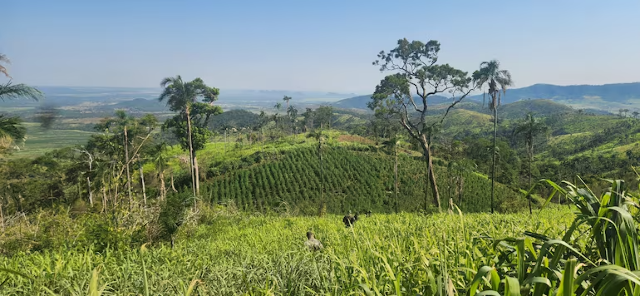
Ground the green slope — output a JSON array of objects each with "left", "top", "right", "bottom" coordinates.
[
  {"left": 198, "top": 145, "right": 526, "bottom": 215},
  {"left": 498, "top": 99, "right": 575, "bottom": 119}
]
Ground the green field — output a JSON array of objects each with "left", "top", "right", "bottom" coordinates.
[
  {"left": 0, "top": 206, "right": 574, "bottom": 295},
  {"left": 5, "top": 123, "right": 95, "bottom": 159}
]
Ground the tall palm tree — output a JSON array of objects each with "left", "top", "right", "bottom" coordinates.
[
  {"left": 307, "top": 129, "right": 326, "bottom": 216},
  {"left": 287, "top": 105, "right": 298, "bottom": 136},
  {"left": 513, "top": 112, "right": 548, "bottom": 214},
  {"left": 282, "top": 96, "right": 292, "bottom": 110},
  {"left": 472, "top": 60, "right": 513, "bottom": 214},
  {"left": 159, "top": 76, "right": 219, "bottom": 198}
]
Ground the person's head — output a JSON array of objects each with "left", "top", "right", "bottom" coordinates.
[{"left": 307, "top": 231, "right": 314, "bottom": 239}]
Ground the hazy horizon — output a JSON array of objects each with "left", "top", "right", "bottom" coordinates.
[{"left": 3, "top": 0, "right": 640, "bottom": 93}]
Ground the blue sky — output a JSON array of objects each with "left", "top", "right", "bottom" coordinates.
[{"left": 2, "top": 0, "right": 639, "bottom": 94}]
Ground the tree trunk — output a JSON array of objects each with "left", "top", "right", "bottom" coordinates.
[
  {"left": 109, "top": 164, "right": 115, "bottom": 206},
  {"left": 86, "top": 176, "right": 93, "bottom": 207},
  {"left": 171, "top": 173, "right": 177, "bottom": 192},
  {"left": 186, "top": 105, "right": 197, "bottom": 197},
  {"left": 159, "top": 170, "right": 166, "bottom": 201},
  {"left": 139, "top": 159, "right": 147, "bottom": 206},
  {"left": 102, "top": 186, "right": 107, "bottom": 213},
  {"left": 491, "top": 104, "right": 498, "bottom": 214},
  {"left": 113, "top": 174, "right": 118, "bottom": 207},
  {"left": 124, "top": 126, "right": 133, "bottom": 210},
  {"left": 419, "top": 135, "right": 441, "bottom": 211},
  {"left": 0, "top": 202, "right": 4, "bottom": 233},
  {"left": 193, "top": 155, "right": 200, "bottom": 204}
]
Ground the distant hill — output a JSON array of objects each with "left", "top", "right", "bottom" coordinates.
[
  {"left": 207, "top": 109, "right": 261, "bottom": 131},
  {"left": 334, "top": 83, "right": 640, "bottom": 112},
  {"left": 332, "top": 94, "right": 451, "bottom": 110},
  {"left": 496, "top": 99, "right": 575, "bottom": 119},
  {"left": 469, "top": 82, "right": 640, "bottom": 111}
]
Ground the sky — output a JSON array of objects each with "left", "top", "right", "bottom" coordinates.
[{"left": 2, "top": 0, "right": 640, "bottom": 94}]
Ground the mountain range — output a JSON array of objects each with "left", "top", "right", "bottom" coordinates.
[{"left": 332, "top": 82, "right": 640, "bottom": 112}]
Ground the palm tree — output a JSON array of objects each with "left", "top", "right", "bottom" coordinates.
[
  {"left": 0, "top": 54, "right": 42, "bottom": 101},
  {"left": 472, "top": 60, "right": 513, "bottom": 214},
  {"left": 0, "top": 81, "right": 43, "bottom": 101},
  {"left": 0, "top": 54, "right": 43, "bottom": 153},
  {"left": 282, "top": 96, "right": 292, "bottom": 110},
  {"left": 0, "top": 54, "right": 10, "bottom": 78},
  {"left": 0, "top": 115, "right": 26, "bottom": 153},
  {"left": 287, "top": 105, "right": 298, "bottom": 136},
  {"left": 513, "top": 113, "right": 548, "bottom": 214},
  {"left": 158, "top": 76, "right": 219, "bottom": 198},
  {"left": 307, "top": 129, "right": 326, "bottom": 216}
]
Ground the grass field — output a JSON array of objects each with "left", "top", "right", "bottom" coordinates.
[
  {"left": 0, "top": 206, "right": 574, "bottom": 295},
  {"left": 5, "top": 123, "right": 95, "bottom": 159}
]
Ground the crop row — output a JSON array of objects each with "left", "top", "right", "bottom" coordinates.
[{"left": 200, "top": 146, "right": 524, "bottom": 214}]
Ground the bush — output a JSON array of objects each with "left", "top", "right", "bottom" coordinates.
[{"left": 158, "top": 191, "right": 192, "bottom": 248}]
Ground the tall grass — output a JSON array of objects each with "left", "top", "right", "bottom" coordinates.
[
  {"left": 0, "top": 178, "right": 637, "bottom": 295},
  {"left": 0, "top": 207, "right": 572, "bottom": 295}
]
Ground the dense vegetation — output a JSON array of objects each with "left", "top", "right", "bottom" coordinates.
[{"left": 0, "top": 205, "right": 575, "bottom": 295}]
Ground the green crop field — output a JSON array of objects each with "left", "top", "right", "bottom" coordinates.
[
  {"left": 0, "top": 206, "right": 574, "bottom": 295},
  {"left": 4, "top": 123, "right": 95, "bottom": 159},
  {"left": 200, "top": 145, "right": 524, "bottom": 214}
]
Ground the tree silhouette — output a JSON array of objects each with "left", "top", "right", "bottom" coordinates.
[
  {"left": 282, "top": 96, "right": 292, "bottom": 110},
  {"left": 369, "top": 38, "right": 475, "bottom": 211},
  {"left": 472, "top": 60, "right": 513, "bottom": 214},
  {"left": 159, "top": 76, "right": 221, "bottom": 201},
  {"left": 287, "top": 105, "right": 298, "bottom": 136}
]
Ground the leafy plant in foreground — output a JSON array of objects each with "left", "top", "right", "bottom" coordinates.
[{"left": 470, "top": 178, "right": 640, "bottom": 295}]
